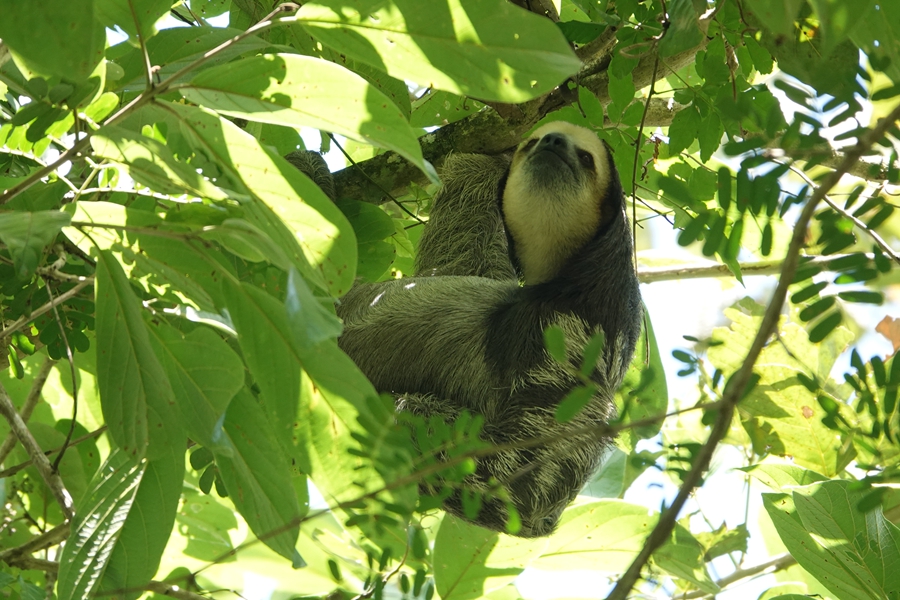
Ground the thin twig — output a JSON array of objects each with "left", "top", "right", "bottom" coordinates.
[
  {"left": 781, "top": 161, "right": 900, "bottom": 267},
  {"left": 0, "top": 381, "right": 74, "bottom": 519},
  {"left": 0, "top": 522, "right": 70, "bottom": 564},
  {"left": 674, "top": 552, "right": 796, "bottom": 599},
  {"left": 605, "top": 99, "right": 900, "bottom": 600},
  {"left": 636, "top": 253, "right": 877, "bottom": 283},
  {"left": 0, "top": 279, "right": 92, "bottom": 341},
  {"left": 327, "top": 134, "right": 426, "bottom": 224},
  {"left": 0, "top": 426, "right": 107, "bottom": 479},
  {"left": 0, "top": 357, "right": 56, "bottom": 465},
  {"left": 43, "top": 279, "right": 79, "bottom": 471},
  {"left": 144, "top": 580, "right": 212, "bottom": 600}
]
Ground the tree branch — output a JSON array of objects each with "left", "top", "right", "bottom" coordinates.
[
  {"left": 637, "top": 253, "right": 882, "bottom": 283},
  {"left": 0, "top": 426, "right": 107, "bottom": 479},
  {"left": 606, "top": 99, "right": 900, "bottom": 600},
  {"left": 0, "top": 380, "right": 74, "bottom": 519},
  {"left": 675, "top": 553, "right": 797, "bottom": 599},
  {"left": 0, "top": 357, "right": 56, "bottom": 465}
]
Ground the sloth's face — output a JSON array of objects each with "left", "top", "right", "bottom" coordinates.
[{"left": 501, "top": 123, "right": 612, "bottom": 284}]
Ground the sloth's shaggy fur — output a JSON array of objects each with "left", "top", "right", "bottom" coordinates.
[{"left": 294, "top": 123, "right": 642, "bottom": 538}]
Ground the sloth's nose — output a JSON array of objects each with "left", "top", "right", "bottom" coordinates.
[{"left": 537, "top": 132, "right": 569, "bottom": 151}]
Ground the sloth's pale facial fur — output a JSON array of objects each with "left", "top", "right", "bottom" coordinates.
[{"left": 503, "top": 122, "right": 611, "bottom": 285}]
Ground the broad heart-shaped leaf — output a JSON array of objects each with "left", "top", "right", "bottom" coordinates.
[
  {"left": 707, "top": 299, "right": 854, "bottom": 476},
  {"left": 763, "top": 481, "right": 900, "bottom": 600},
  {"left": 57, "top": 450, "right": 145, "bottom": 600},
  {"left": 183, "top": 54, "right": 437, "bottom": 183},
  {"left": 65, "top": 201, "right": 230, "bottom": 313},
  {"left": 147, "top": 323, "right": 244, "bottom": 449},
  {"left": 432, "top": 515, "right": 547, "bottom": 600},
  {"left": 94, "top": 0, "right": 172, "bottom": 41},
  {"left": 0, "top": 210, "right": 70, "bottom": 279},
  {"left": 91, "top": 125, "right": 230, "bottom": 201},
  {"left": 97, "top": 444, "right": 185, "bottom": 599},
  {"left": 298, "top": 0, "right": 580, "bottom": 103},
  {"left": 533, "top": 500, "right": 715, "bottom": 593},
  {"left": 658, "top": 0, "right": 704, "bottom": 57},
  {"left": 213, "top": 388, "right": 304, "bottom": 565},
  {"left": 131, "top": 101, "right": 358, "bottom": 296},
  {"left": 0, "top": 0, "right": 105, "bottom": 80},
  {"left": 95, "top": 250, "right": 182, "bottom": 459}
]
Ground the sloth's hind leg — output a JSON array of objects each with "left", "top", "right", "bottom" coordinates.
[{"left": 415, "top": 154, "right": 516, "bottom": 280}]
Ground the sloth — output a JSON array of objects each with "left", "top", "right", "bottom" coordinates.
[{"left": 290, "top": 122, "right": 642, "bottom": 537}]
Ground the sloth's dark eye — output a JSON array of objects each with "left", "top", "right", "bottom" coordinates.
[{"left": 577, "top": 150, "right": 595, "bottom": 169}]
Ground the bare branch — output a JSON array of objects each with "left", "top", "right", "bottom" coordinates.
[
  {"left": 675, "top": 553, "right": 797, "bottom": 599},
  {"left": 0, "top": 523, "right": 70, "bottom": 566},
  {"left": 0, "top": 380, "right": 74, "bottom": 519},
  {"left": 637, "top": 253, "right": 880, "bottom": 283},
  {"left": 0, "top": 357, "right": 56, "bottom": 465},
  {"left": 0, "top": 426, "right": 107, "bottom": 479}
]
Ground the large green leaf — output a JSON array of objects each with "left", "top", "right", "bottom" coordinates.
[
  {"left": 95, "top": 250, "right": 182, "bottom": 459},
  {"left": 298, "top": 0, "right": 580, "bottom": 103},
  {"left": 0, "top": 0, "right": 105, "bottom": 80},
  {"left": 616, "top": 306, "right": 668, "bottom": 446},
  {"left": 0, "top": 210, "right": 71, "bottom": 279},
  {"left": 57, "top": 450, "right": 146, "bottom": 600},
  {"left": 532, "top": 500, "right": 716, "bottom": 593},
  {"left": 182, "top": 53, "right": 436, "bottom": 182},
  {"left": 66, "top": 201, "right": 227, "bottom": 312},
  {"left": 97, "top": 444, "right": 185, "bottom": 599},
  {"left": 148, "top": 323, "right": 244, "bottom": 449},
  {"left": 111, "top": 27, "right": 269, "bottom": 92},
  {"left": 764, "top": 481, "right": 900, "bottom": 600},
  {"left": 90, "top": 125, "right": 230, "bottom": 201},
  {"left": 95, "top": 0, "right": 173, "bottom": 40},
  {"left": 708, "top": 299, "right": 854, "bottom": 476},
  {"left": 138, "top": 102, "right": 358, "bottom": 296},
  {"left": 213, "top": 388, "right": 305, "bottom": 565},
  {"left": 432, "top": 515, "right": 546, "bottom": 600}
]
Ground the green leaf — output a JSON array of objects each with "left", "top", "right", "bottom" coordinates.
[
  {"left": 298, "top": 0, "right": 580, "bottom": 103},
  {"left": 555, "top": 385, "right": 599, "bottom": 423},
  {"left": 616, "top": 308, "right": 668, "bottom": 444},
  {"left": 147, "top": 324, "right": 244, "bottom": 449},
  {"left": 658, "top": 0, "right": 704, "bottom": 57},
  {"left": 741, "top": 464, "right": 828, "bottom": 490},
  {"left": 337, "top": 199, "right": 397, "bottom": 244},
  {"left": 95, "top": 250, "right": 182, "bottom": 459},
  {"left": 95, "top": 0, "right": 173, "bottom": 40},
  {"left": 146, "top": 102, "right": 358, "bottom": 296},
  {"left": 808, "top": 310, "right": 843, "bottom": 343},
  {"left": 0, "top": 0, "right": 105, "bottom": 81},
  {"left": 183, "top": 54, "right": 437, "bottom": 182},
  {"left": 708, "top": 299, "right": 853, "bottom": 475},
  {"left": 57, "top": 450, "right": 146, "bottom": 600},
  {"left": 837, "top": 290, "right": 883, "bottom": 305},
  {"left": 743, "top": 0, "right": 803, "bottom": 36},
  {"left": 765, "top": 481, "right": 900, "bottom": 600},
  {"left": 98, "top": 444, "right": 185, "bottom": 597},
  {"left": 201, "top": 219, "right": 292, "bottom": 269},
  {"left": 214, "top": 388, "right": 305, "bottom": 564},
  {"left": 285, "top": 268, "right": 344, "bottom": 352},
  {"left": 221, "top": 279, "right": 301, "bottom": 452},
  {"left": 433, "top": 514, "right": 546, "bottom": 600},
  {"left": 90, "top": 125, "right": 230, "bottom": 200},
  {"left": 0, "top": 211, "right": 71, "bottom": 279},
  {"left": 667, "top": 105, "right": 701, "bottom": 156},
  {"left": 807, "top": 0, "right": 876, "bottom": 54},
  {"left": 543, "top": 325, "right": 567, "bottom": 363},
  {"left": 698, "top": 112, "right": 724, "bottom": 163}
]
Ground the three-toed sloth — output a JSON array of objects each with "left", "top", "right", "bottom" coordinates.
[{"left": 294, "top": 121, "right": 642, "bottom": 538}]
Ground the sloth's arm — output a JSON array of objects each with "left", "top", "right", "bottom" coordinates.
[{"left": 415, "top": 154, "right": 517, "bottom": 281}]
